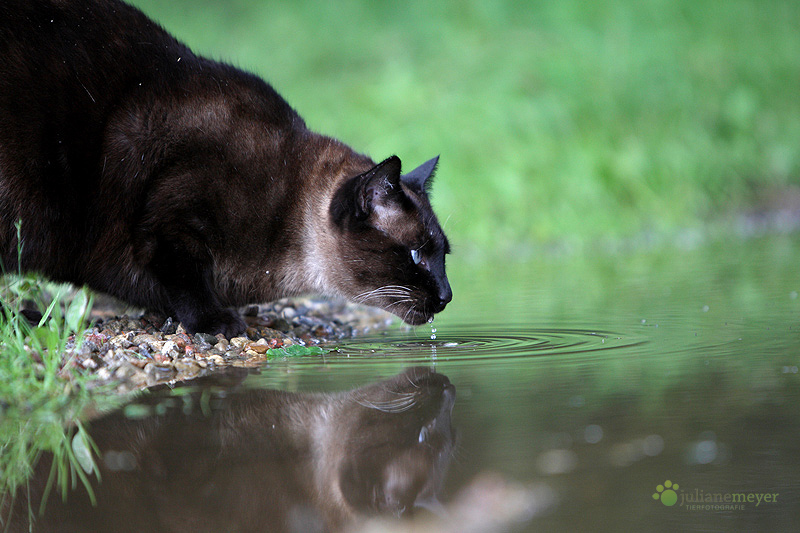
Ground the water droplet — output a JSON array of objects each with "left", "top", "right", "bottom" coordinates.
[{"left": 430, "top": 327, "right": 437, "bottom": 340}]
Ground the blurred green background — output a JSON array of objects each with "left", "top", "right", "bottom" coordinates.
[{"left": 131, "top": 0, "right": 800, "bottom": 255}]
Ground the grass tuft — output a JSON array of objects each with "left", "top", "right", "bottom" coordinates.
[{"left": 0, "top": 225, "right": 105, "bottom": 529}]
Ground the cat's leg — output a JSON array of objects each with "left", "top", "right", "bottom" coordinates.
[{"left": 149, "top": 241, "right": 246, "bottom": 338}]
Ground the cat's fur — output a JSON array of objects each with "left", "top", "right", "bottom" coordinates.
[
  {"left": 3, "top": 367, "right": 457, "bottom": 532},
  {"left": 0, "top": 0, "right": 451, "bottom": 337}
]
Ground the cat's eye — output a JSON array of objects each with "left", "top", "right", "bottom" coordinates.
[{"left": 410, "top": 249, "right": 422, "bottom": 265}]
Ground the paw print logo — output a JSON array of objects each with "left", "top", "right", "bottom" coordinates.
[{"left": 653, "top": 480, "right": 679, "bottom": 506}]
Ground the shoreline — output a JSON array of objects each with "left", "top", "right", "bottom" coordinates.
[{"left": 65, "top": 297, "right": 396, "bottom": 394}]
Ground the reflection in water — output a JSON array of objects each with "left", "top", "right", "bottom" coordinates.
[{"left": 4, "top": 367, "right": 456, "bottom": 532}]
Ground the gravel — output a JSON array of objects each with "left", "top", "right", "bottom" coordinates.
[{"left": 64, "top": 297, "right": 395, "bottom": 393}]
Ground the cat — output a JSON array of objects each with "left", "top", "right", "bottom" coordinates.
[
  {"left": 0, "top": 0, "right": 452, "bottom": 337},
  {"left": 3, "top": 366, "right": 457, "bottom": 532}
]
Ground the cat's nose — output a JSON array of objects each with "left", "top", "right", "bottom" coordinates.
[{"left": 437, "top": 283, "right": 452, "bottom": 308}]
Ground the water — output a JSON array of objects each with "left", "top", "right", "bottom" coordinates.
[{"left": 7, "top": 235, "right": 800, "bottom": 532}]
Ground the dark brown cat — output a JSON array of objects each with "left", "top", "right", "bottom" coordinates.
[
  {"left": 3, "top": 367, "right": 457, "bottom": 532},
  {"left": 0, "top": 0, "right": 451, "bottom": 337}
]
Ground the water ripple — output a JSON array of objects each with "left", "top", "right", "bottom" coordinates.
[{"left": 332, "top": 325, "right": 647, "bottom": 362}]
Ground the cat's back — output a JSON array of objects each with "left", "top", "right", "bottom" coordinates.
[
  {"left": 0, "top": 0, "right": 310, "bottom": 286},
  {"left": 0, "top": 0, "right": 299, "bottom": 179},
  {"left": 0, "top": 0, "right": 189, "bottom": 124},
  {"left": 0, "top": 0, "right": 197, "bottom": 266}
]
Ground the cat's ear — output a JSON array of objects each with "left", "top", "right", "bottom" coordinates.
[
  {"left": 400, "top": 155, "right": 439, "bottom": 193},
  {"left": 355, "top": 156, "right": 402, "bottom": 219}
]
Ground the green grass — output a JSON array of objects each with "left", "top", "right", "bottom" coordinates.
[
  {"left": 0, "top": 282, "right": 95, "bottom": 526},
  {"left": 130, "top": 0, "right": 800, "bottom": 252},
  {"left": 0, "top": 228, "right": 111, "bottom": 528}
]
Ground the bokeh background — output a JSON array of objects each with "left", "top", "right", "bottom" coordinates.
[{"left": 131, "top": 0, "right": 799, "bottom": 258}]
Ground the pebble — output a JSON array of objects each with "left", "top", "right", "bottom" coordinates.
[
  {"left": 230, "top": 337, "right": 248, "bottom": 349},
  {"left": 161, "top": 340, "right": 179, "bottom": 358},
  {"left": 194, "top": 332, "right": 218, "bottom": 346},
  {"left": 160, "top": 317, "right": 177, "bottom": 335},
  {"left": 173, "top": 358, "right": 201, "bottom": 376},
  {"left": 245, "top": 340, "right": 269, "bottom": 354},
  {"left": 215, "top": 336, "right": 229, "bottom": 351}
]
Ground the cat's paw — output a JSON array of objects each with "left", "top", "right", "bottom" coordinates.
[{"left": 181, "top": 308, "right": 247, "bottom": 339}]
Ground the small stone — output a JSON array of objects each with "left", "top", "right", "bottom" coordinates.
[
  {"left": 160, "top": 317, "right": 177, "bottom": 335},
  {"left": 128, "top": 358, "right": 148, "bottom": 369},
  {"left": 230, "top": 337, "right": 248, "bottom": 348},
  {"left": 110, "top": 335, "right": 134, "bottom": 349},
  {"left": 114, "top": 362, "right": 140, "bottom": 381},
  {"left": 161, "top": 340, "right": 179, "bottom": 358},
  {"left": 271, "top": 318, "right": 292, "bottom": 333},
  {"left": 312, "top": 325, "right": 331, "bottom": 337},
  {"left": 144, "top": 362, "right": 175, "bottom": 379},
  {"left": 215, "top": 336, "right": 229, "bottom": 351},
  {"left": 268, "top": 338, "right": 283, "bottom": 349},
  {"left": 143, "top": 362, "right": 174, "bottom": 386},
  {"left": 194, "top": 333, "right": 218, "bottom": 346},
  {"left": 172, "top": 332, "right": 192, "bottom": 350},
  {"left": 244, "top": 341, "right": 268, "bottom": 354},
  {"left": 132, "top": 333, "right": 161, "bottom": 346},
  {"left": 173, "top": 358, "right": 200, "bottom": 374},
  {"left": 208, "top": 355, "right": 225, "bottom": 366}
]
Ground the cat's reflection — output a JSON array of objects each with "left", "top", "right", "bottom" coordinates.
[{"left": 9, "top": 366, "right": 456, "bottom": 532}]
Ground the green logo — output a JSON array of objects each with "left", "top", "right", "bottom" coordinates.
[{"left": 653, "top": 480, "right": 679, "bottom": 506}]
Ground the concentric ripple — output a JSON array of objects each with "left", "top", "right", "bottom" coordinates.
[{"left": 331, "top": 325, "right": 647, "bottom": 362}]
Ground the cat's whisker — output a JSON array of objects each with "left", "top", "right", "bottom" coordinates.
[
  {"left": 355, "top": 393, "right": 419, "bottom": 413},
  {"left": 354, "top": 285, "right": 414, "bottom": 305},
  {"left": 405, "top": 373, "right": 421, "bottom": 389},
  {"left": 384, "top": 298, "right": 414, "bottom": 308},
  {"left": 361, "top": 292, "right": 413, "bottom": 302}
]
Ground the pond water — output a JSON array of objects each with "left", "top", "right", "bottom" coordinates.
[{"left": 8, "top": 234, "right": 800, "bottom": 532}]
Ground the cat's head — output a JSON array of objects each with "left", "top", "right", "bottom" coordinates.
[
  {"left": 329, "top": 156, "right": 452, "bottom": 325},
  {"left": 335, "top": 367, "right": 456, "bottom": 517}
]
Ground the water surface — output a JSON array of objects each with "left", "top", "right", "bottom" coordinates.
[{"left": 11, "top": 235, "right": 800, "bottom": 532}]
